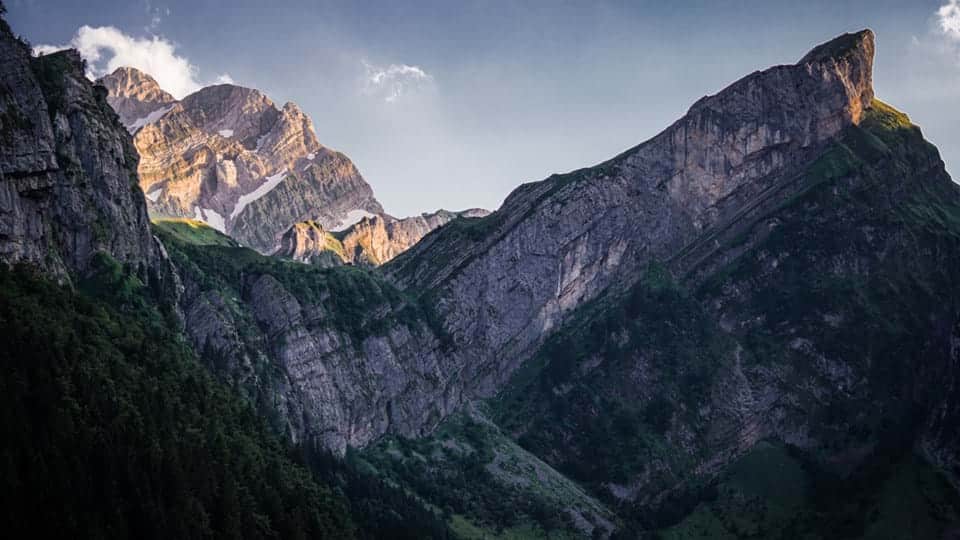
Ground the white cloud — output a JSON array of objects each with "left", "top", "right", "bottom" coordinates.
[
  {"left": 33, "top": 26, "right": 231, "bottom": 99},
  {"left": 215, "top": 73, "right": 235, "bottom": 85},
  {"left": 362, "top": 60, "right": 432, "bottom": 103},
  {"left": 32, "top": 44, "right": 68, "bottom": 56},
  {"left": 939, "top": 0, "right": 960, "bottom": 40}
]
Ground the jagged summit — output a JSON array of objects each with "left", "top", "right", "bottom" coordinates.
[
  {"left": 799, "top": 28, "right": 874, "bottom": 65},
  {"left": 96, "top": 66, "right": 383, "bottom": 252},
  {"left": 392, "top": 30, "right": 882, "bottom": 294},
  {"left": 797, "top": 28, "right": 875, "bottom": 124},
  {"left": 98, "top": 66, "right": 176, "bottom": 131}
]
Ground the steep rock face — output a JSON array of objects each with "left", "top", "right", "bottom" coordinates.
[
  {"left": 274, "top": 208, "right": 490, "bottom": 266},
  {"left": 171, "top": 31, "right": 899, "bottom": 459},
  {"left": 155, "top": 224, "right": 463, "bottom": 451},
  {"left": 387, "top": 30, "right": 878, "bottom": 399},
  {"left": 493, "top": 100, "right": 960, "bottom": 531},
  {"left": 98, "top": 68, "right": 383, "bottom": 252},
  {"left": 1, "top": 25, "right": 164, "bottom": 283}
]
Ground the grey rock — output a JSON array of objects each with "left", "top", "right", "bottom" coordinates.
[
  {"left": 1, "top": 27, "right": 169, "bottom": 287},
  {"left": 179, "top": 30, "right": 887, "bottom": 456}
]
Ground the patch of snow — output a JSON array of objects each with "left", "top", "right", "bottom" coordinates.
[
  {"left": 145, "top": 188, "right": 162, "bottom": 203},
  {"left": 202, "top": 208, "right": 226, "bottom": 233},
  {"left": 331, "top": 209, "right": 377, "bottom": 231},
  {"left": 218, "top": 129, "right": 234, "bottom": 137},
  {"left": 192, "top": 206, "right": 227, "bottom": 233},
  {"left": 306, "top": 153, "right": 316, "bottom": 160},
  {"left": 128, "top": 104, "right": 175, "bottom": 133},
  {"left": 230, "top": 169, "right": 288, "bottom": 219}
]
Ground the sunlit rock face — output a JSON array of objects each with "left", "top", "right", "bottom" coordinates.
[
  {"left": 98, "top": 68, "right": 383, "bottom": 252},
  {"left": 274, "top": 208, "right": 490, "bottom": 266}
]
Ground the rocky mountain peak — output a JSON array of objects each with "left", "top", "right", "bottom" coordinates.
[
  {"left": 98, "top": 66, "right": 176, "bottom": 130},
  {"left": 797, "top": 29, "right": 875, "bottom": 124},
  {"left": 99, "top": 67, "right": 383, "bottom": 252},
  {"left": 799, "top": 28, "right": 874, "bottom": 66},
  {"left": 101, "top": 66, "right": 169, "bottom": 99},
  {"left": 179, "top": 84, "right": 280, "bottom": 145}
]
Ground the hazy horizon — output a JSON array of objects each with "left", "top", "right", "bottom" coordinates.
[{"left": 8, "top": 0, "right": 959, "bottom": 217}]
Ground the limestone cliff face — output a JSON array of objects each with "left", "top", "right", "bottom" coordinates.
[
  {"left": 387, "top": 30, "right": 879, "bottom": 398},
  {"left": 275, "top": 208, "right": 490, "bottom": 266},
  {"left": 0, "top": 25, "right": 167, "bottom": 285},
  {"left": 98, "top": 68, "right": 383, "bottom": 252},
  {"left": 171, "top": 31, "right": 914, "bottom": 459}
]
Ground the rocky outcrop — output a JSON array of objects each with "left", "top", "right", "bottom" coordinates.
[
  {"left": 273, "top": 220, "right": 345, "bottom": 267},
  {"left": 1, "top": 23, "right": 166, "bottom": 285},
  {"left": 98, "top": 68, "right": 383, "bottom": 252},
  {"left": 338, "top": 208, "right": 489, "bottom": 265},
  {"left": 274, "top": 208, "right": 490, "bottom": 266}
]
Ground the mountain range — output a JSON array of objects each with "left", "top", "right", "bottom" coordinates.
[
  {"left": 99, "top": 65, "right": 484, "bottom": 262},
  {"left": 3, "top": 8, "right": 960, "bottom": 538}
]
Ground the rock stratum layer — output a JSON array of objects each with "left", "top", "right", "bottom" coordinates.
[{"left": 98, "top": 67, "right": 383, "bottom": 252}]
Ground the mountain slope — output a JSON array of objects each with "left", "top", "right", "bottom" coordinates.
[
  {"left": 7, "top": 12, "right": 960, "bottom": 539},
  {"left": 489, "top": 96, "right": 960, "bottom": 536},
  {"left": 161, "top": 29, "right": 949, "bottom": 461},
  {"left": 0, "top": 14, "right": 365, "bottom": 539},
  {"left": 368, "top": 31, "right": 960, "bottom": 536},
  {"left": 97, "top": 68, "right": 383, "bottom": 252},
  {"left": 386, "top": 30, "right": 878, "bottom": 412}
]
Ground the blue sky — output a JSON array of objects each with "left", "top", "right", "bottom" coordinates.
[{"left": 7, "top": 0, "right": 960, "bottom": 216}]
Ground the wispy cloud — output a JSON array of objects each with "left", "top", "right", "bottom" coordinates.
[
  {"left": 362, "top": 60, "right": 432, "bottom": 103},
  {"left": 144, "top": 1, "right": 171, "bottom": 33},
  {"left": 33, "top": 26, "right": 231, "bottom": 99}
]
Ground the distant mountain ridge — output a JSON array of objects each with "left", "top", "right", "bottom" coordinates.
[
  {"left": 98, "top": 67, "right": 384, "bottom": 252},
  {"left": 275, "top": 208, "right": 490, "bottom": 266}
]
